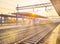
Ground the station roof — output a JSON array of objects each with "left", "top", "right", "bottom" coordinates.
[
  {"left": 51, "top": 0, "right": 60, "bottom": 16},
  {"left": 0, "top": 14, "right": 16, "bottom": 17},
  {"left": 12, "top": 12, "right": 47, "bottom": 18}
]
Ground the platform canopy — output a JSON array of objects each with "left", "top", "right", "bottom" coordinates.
[
  {"left": 0, "top": 14, "right": 16, "bottom": 17},
  {"left": 12, "top": 12, "right": 47, "bottom": 18}
]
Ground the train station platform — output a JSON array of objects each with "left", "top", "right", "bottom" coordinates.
[{"left": 0, "top": 0, "right": 60, "bottom": 44}]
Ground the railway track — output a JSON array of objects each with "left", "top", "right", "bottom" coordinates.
[
  {"left": 19, "top": 28, "right": 52, "bottom": 44},
  {"left": 15, "top": 24, "right": 58, "bottom": 44},
  {"left": 0, "top": 24, "right": 58, "bottom": 44}
]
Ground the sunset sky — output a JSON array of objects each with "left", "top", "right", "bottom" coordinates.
[{"left": 0, "top": 0, "right": 59, "bottom": 17}]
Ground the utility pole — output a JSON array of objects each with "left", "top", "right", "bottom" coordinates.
[
  {"left": 16, "top": 4, "right": 19, "bottom": 25},
  {"left": 0, "top": 14, "right": 2, "bottom": 26}
]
